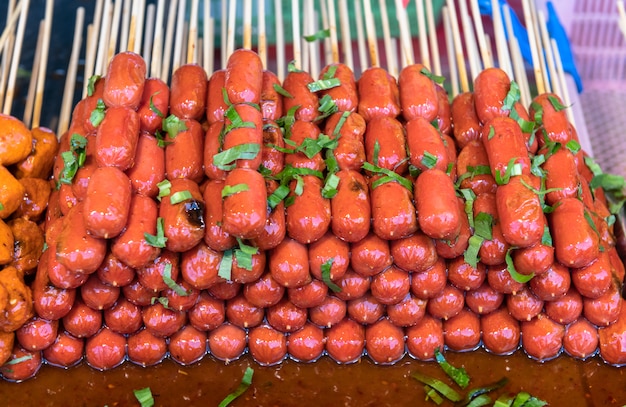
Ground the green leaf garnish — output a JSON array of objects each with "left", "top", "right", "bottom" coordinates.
[
  {"left": 0, "top": 202, "right": 4, "bottom": 211},
  {"left": 460, "top": 377, "right": 509, "bottom": 407},
  {"left": 363, "top": 161, "right": 413, "bottom": 192},
  {"left": 541, "top": 225, "right": 553, "bottom": 246},
  {"left": 303, "top": 28, "right": 331, "bottom": 42},
  {"left": 474, "top": 212, "right": 493, "bottom": 240},
  {"left": 234, "top": 238, "right": 258, "bottom": 271},
  {"left": 89, "top": 99, "right": 106, "bottom": 127},
  {"left": 149, "top": 93, "right": 165, "bottom": 118},
  {"left": 157, "top": 180, "right": 171, "bottom": 201},
  {"left": 455, "top": 165, "right": 492, "bottom": 188},
  {"left": 267, "top": 184, "right": 290, "bottom": 209},
  {"left": 322, "top": 172, "right": 340, "bottom": 199},
  {"left": 565, "top": 139, "right": 581, "bottom": 155},
  {"left": 276, "top": 105, "right": 299, "bottom": 139},
  {"left": 547, "top": 95, "right": 567, "bottom": 112},
  {"left": 162, "top": 263, "right": 188, "bottom": 296},
  {"left": 287, "top": 60, "right": 302, "bottom": 73},
  {"left": 170, "top": 190, "right": 192, "bottom": 205},
  {"left": 502, "top": 81, "right": 521, "bottom": 111},
  {"left": 411, "top": 372, "right": 462, "bottom": 402},
  {"left": 424, "top": 385, "right": 445, "bottom": 405},
  {"left": 5, "top": 354, "right": 33, "bottom": 365},
  {"left": 322, "top": 65, "right": 338, "bottom": 80},
  {"left": 434, "top": 348, "right": 470, "bottom": 389},
  {"left": 222, "top": 183, "right": 250, "bottom": 198},
  {"left": 307, "top": 78, "right": 341, "bottom": 93},
  {"left": 144, "top": 217, "right": 167, "bottom": 248},
  {"left": 316, "top": 94, "right": 339, "bottom": 121},
  {"left": 133, "top": 387, "right": 155, "bottom": 407},
  {"left": 224, "top": 105, "right": 256, "bottom": 135},
  {"left": 273, "top": 83, "right": 294, "bottom": 98},
  {"left": 419, "top": 67, "right": 445, "bottom": 84},
  {"left": 494, "top": 158, "right": 523, "bottom": 185},
  {"left": 464, "top": 235, "right": 484, "bottom": 269},
  {"left": 505, "top": 248, "right": 534, "bottom": 283},
  {"left": 421, "top": 151, "right": 439, "bottom": 169},
  {"left": 487, "top": 125, "right": 495, "bottom": 140},
  {"left": 332, "top": 111, "right": 350, "bottom": 137},
  {"left": 57, "top": 133, "right": 88, "bottom": 189},
  {"left": 218, "top": 367, "right": 254, "bottom": 407},
  {"left": 162, "top": 114, "right": 188, "bottom": 139},
  {"left": 372, "top": 140, "right": 381, "bottom": 167},
  {"left": 213, "top": 143, "right": 260, "bottom": 170},
  {"left": 321, "top": 258, "right": 342, "bottom": 292},
  {"left": 218, "top": 249, "right": 234, "bottom": 280},
  {"left": 530, "top": 101, "right": 544, "bottom": 125},
  {"left": 87, "top": 74, "right": 101, "bottom": 97}
]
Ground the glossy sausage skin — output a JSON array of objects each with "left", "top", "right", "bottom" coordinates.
[
  {"left": 456, "top": 140, "right": 497, "bottom": 196},
  {"left": 222, "top": 103, "right": 263, "bottom": 170},
  {"left": 260, "top": 70, "right": 284, "bottom": 120},
  {"left": 282, "top": 70, "right": 319, "bottom": 122},
  {"left": 206, "top": 69, "right": 228, "bottom": 124},
  {"left": 203, "top": 121, "right": 228, "bottom": 181},
  {"left": 415, "top": 168, "right": 460, "bottom": 240},
  {"left": 165, "top": 119, "right": 204, "bottom": 183},
  {"left": 260, "top": 121, "right": 285, "bottom": 176},
  {"left": 249, "top": 179, "right": 286, "bottom": 251},
  {"left": 111, "top": 194, "right": 161, "bottom": 269},
  {"left": 159, "top": 178, "right": 205, "bottom": 252},
  {"left": 283, "top": 120, "right": 325, "bottom": 171},
  {"left": 125, "top": 131, "right": 165, "bottom": 198},
  {"left": 406, "top": 116, "right": 449, "bottom": 172},
  {"left": 550, "top": 197, "right": 600, "bottom": 269},
  {"left": 357, "top": 67, "right": 400, "bottom": 121},
  {"left": 529, "top": 93, "right": 572, "bottom": 146},
  {"left": 370, "top": 176, "right": 417, "bottom": 241},
  {"left": 83, "top": 166, "right": 132, "bottom": 239},
  {"left": 222, "top": 168, "right": 267, "bottom": 240},
  {"left": 496, "top": 174, "right": 545, "bottom": 248},
  {"left": 225, "top": 49, "right": 264, "bottom": 105},
  {"left": 473, "top": 67, "right": 511, "bottom": 124},
  {"left": 95, "top": 106, "right": 140, "bottom": 171},
  {"left": 398, "top": 63, "right": 438, "bottom": 122},
  {"left": 137, "top": 77, "right": 170, "bottom": 134},
  {"left": 203, "top": 180, "right": 237, "bottom": 251},
  {"left": 364, "top": 116, "right": 408, "bottom": 174},
  {"left": 56, "top": 202, "right": 106, "bottom": 274},
  {"left": 542, "top": 146, "right": 580, "bottom": 206},
  {"left": 451, "top": 93, "right": 481, "bottom": 149},
  {"left": 286, "top": 175, "right": 331, "bottom": 244},
  {"left": 482, "top": 116, "right": 531, "bottom": 180},
  {"left": 319, "top": 63, "right": 358, "bottom": 112},
  {"left": 324, "top": 111, "right": 366, "bottom": 171},
  {"left": 169, "top": 64, "right": 208, "bottom": 120},
  {"left": 102, "top": 51, "right": 146, "bottom": 109},
  {"left": 331, "top": 169, "right": 371, "bottom": 243}
]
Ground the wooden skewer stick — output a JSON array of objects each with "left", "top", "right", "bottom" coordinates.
[
  {"left": 3, "top": 0, "right": 30, "bottom": 115},
  {"left": 220, "top": 0, "right": 227, "bottom": 67},
  {"left": 459, "top": 0, "right": 481, "bottom": 81},
  {"left": 394, "top": 0, "right": 414, "bottom": 68},
  {"left": 327, "top": 0, "right": 339, "bottom": 64},
  {"left": 618, "top": 0, "right": 626, "bottom": 39},
  {"left": 416, "top": 0, "right": 431, "bottom": 69},
  {"left": 142, "top": 3, "right": 156, "bottom": 70},
  {"left": 470, "top": 0, "right": 492, "bottom": 68},
  {"left": 160, "top": 0, "right": 178, "bottom": 81},
  {"left": 551, "top": 38, "right": 576, "bottom": 128},
  {"left": 95, "top": 0, "right": 112, "bottom": 75},
  {"left": 120, "top": 0, "right": 131, "bottom": 51},
  {"left": 522, "top": 0, "right": 545, "bottom": 95},
  {"left": 150, "top": 0, "right": 165, "bottom": 78},
  {"left": 134, "top": 0, "right": 146, "bottom": 54},
  {"left": 354, "top": 0, "right": 368, "bottom": 74},
  {"left": 204, "top": 1, "right": 214, "bottom": 74},
  {"left": 83, "top": 0, "right": 104, "bottom": 96},
  {"left": 107, "top": 0, "right": 123, "bottom": 66},
  {"left": 318, "top": 0, "right": 331, "bottom": 66},
  {"left": 538, "top": 9, "right": 559, "bottom": 95},
  {"left": 188, "top": 0, "right": 199, "bottom": 63},
  {"left": 491, "top": 0, "right": 513, "bottom": 78},
  {"left": 503, "top": 4, "right": 531, "bottom": 107},
  {"left": 58, "top": 7, "right": 85, "bottom": 136},
  {"left": 291, "top": 0, "right": 302, "bottom": 70},
  {"left": 363, "top": 0, "right": 379, "bottom": 67},
  {"left": 32, "top": 0, "right": 54, "bottom": 129},
  {"left": 442, "top": 6, "right": 460, "bottom": 97},
  {"left": 302, "top": 0, "right": 314, "bottom": 75},
  {"left": 447, "top": 0, "right": 470, "bottom": 93},
  {"left": 275, "top": 0, "right": 286, "bottom": 80},
  {"left": 0, "top": 0, "right": 23, "bottom": 56},
  {"left": 243, "top": 0, "right": 252, "bottom": 50},
  {"left": 425, "top": 0, "right": 442, "bottom": 75},
  {"left": 378, "top": 0, "right": 397, "bottom": 76},
  {"left": 23, "top": 20, "right": 45, "bottom": 129},
  {"left": 258, "top": 0, "right": 267, "bottom": 67},
  {"left": 338, "top": 0, "right": 354, "bottom": 70},
  {"left": 172, "top": 0, "right": 186, "bottom": 71},
  {"left": 0, "top": 32, "right": 15, "bottom": 113}
]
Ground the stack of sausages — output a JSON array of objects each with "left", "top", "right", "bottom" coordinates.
[{"left": 2, "top": 48, "right": 626, "bottom": 382}]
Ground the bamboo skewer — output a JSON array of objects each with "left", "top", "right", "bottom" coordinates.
[
  {"left": 618, "top": 0, "right": 626, "bottom": 40},
  {"left": 32, "top": 0, "right": 54, "bottom": 129},
  {"left": 415, "top": 0, "right": 430, "bottom": 69},
  {"left": 172, "top": 0, "right": 186, "bottom": 71},
  {"left": 258, "top": 0, "right": 267, "bottom": 67},
  {"left": 338, "top": 0, "right": 353, "bottom": 70},
  {"left": 160, "top": 0, "right": 178, "bottom": 81},
  {"left": 142, "top": 3, "right": 155, "bottom": 70},
  {"left": 107, "top": 0, "right": 123, "bottom": 66},
  {"left": 3, "top": 0, "right": 30, "bottom": 115},
  {"left": 459, "top": 0, "right": 481, "bottom": 81},
  {"left": 442, "top": 6, "right": 460, "bottom": 97},
  {"left": 537, "top": 10, "right": 559, "bottom": 95},
  {"left": 425, "top": 0, "right": 441, "bottom": 75},
  {"left": 120, "top": 0, "right": 131, "bottom": 52},
  {"left": 291, "top": 0, "right": 302, "bottom": 70},
  {"left": 188, "top": 0, "right": 199, "bottom": 63},
  {"left": 503, "top": 5, "right": 531, "bottom": 107},
  {"left": 522, "top": 0, "right": 546, "bottom": 95},
  {"left": 394, "top": 0, "right": 414, "bottom": 68},
  {"left": 83, "top": 0, "right": 104, "bottom": 96},
  {"left": 94, "top": 0, "right": 112, "bottom": 75},
  {"left": 354, "top": 0, "right": 368, "bottom": 74},
  {"left": 363, "top": 0, "right": 379, "bottom": 67},
  {"left": 446, "top": 0, "right": 470, "bottom": 93},
  {"left": 58, "top": 7, "right": 85, "bottom": 136},
  {"left": 0, "top": 1, "right": 23, "bottom": 55},
  {"left": 551, "top": 38, "right": 576, "bottom": 127},
  {"left": 204, "top": 0, "right": 214, "bottom": 74},
  {"left": 378, "top": 0, "right": 396, "bottom": 76},
  {"left": 150, "top": 0, "right": 165, "bottom": 78},
  {"left": 491, "top": 0, "right": 513, "bottom": 78},
  {"left": 243, "top": 0, "right": 252, "bottom": 50},
  {"left": 327, "top": 0, "right": 339, "bottom": 64},
  {"left": 470, "top": 0, "right": 492, "bottom": 69},
  {"left": 275, "top": 0, "right": 286, "bottom": 80},
  {"left": 23, "top": 20, "right": 44, "bottom": 129}
]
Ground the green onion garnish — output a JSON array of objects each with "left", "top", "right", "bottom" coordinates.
[
  {"left": 218, "top": 367, "right": 254, "bottom": 407},
  {"left": 303, "top": 28, "right": 331, "bottom": 42},
  {"left": 144, "top": 217, "right": 167, "bottom": 248},
  {"left": 411, "top": 372, "right": 462, "bottom": 402},
  {"left": 505, "top": 248, "right": 534, "bottom": 283},
  {"left": 157, "top": 180, "right": 172, "bottom": 201},
  {"left": 149, "top": 93, "right": 165, "bottom": 118},
  {"left": 133, "top": 387, "right": 155, "bottom": 407},
  {"left": 307, "top": 78, "right": 341, "bottom": 93},
  {"left": 87, "top": 74, "right": 101, "bottom": 97},
  {"left": 222, "top": 184, "right": 250, "bottom": 198},
  {"left": 213, "top": 143, "right": 260, "bottom": 170},
  {"left": 420, "top": 67, "right": 445, "bottom": 84},
  {"left": 502, "top": 81, "right": 521, "bottom": 111},
  {"left": 273, "top": 83, "right": 294, "bottom": 98},
  {"left": 434, "top": 348, "right": 470, "bottom": 389},
  {"left": 89, "top": 99, "right": 106, "bottom": 127},
  {"left": 321, "top": 258, "right": 342, "bottom": 292},
  {"left": 218, "top": 249, "right": 234, "bottom": 280},
  {"left": 162, "top": 114, "right": 188, "bottom": 139},
  {"left": 170, "top": 190, "right": 192, "bottom": 205}
]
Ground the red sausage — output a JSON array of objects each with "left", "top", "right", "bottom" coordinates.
[
  {"left": 386, "top": 293, "right": 427, "bottom": 327},
  {"left": 102, "top": 51, "right": 146, "bottom": 109},
  {"left": 125, "top": 131, "right": 165, "bottom": 198},
  {"left": 111, "top": 194, "right": 161, "bottom": 269},
  {"left": 288, "top": 279, "right": 328, "bottom": 308},
  {"left": 521, "top": 313, "right": 564, "bottom": 361},
  {"left": 137, "top": 77, "right": 169, "bottom": 133},
  {"left": 364, "top": 116, "right": 408, "bottom": 174},
  {"left": 142, "top": 302, "right": 186, "bottom": 337},
  {"left": 447, "top": 256, "right": 486, "bottom": 291},
  {"left": 269, "top": 237, "right": 312, "bottom": 288},
  {"left": 260, "top": 70, "right": 284, "bottom": 120},
  {"left": 222, "top": 103, "right": 263, "bottom": 170},
  {"left": 95, "top": 106, "right": 140, "bottom": 170},
  {"left": 282, "top": 70, "right": 319, "bottom": 122},
  {"left": 127, "top": 328, "right": 167, "bottom": 366},
  {"left": 168, "top": 325, "right": 207, "bottom": 365},
  {"left": 333, "top": 268, "right": 370, "bottom": 302},
  {"left": 249, "top": 179, "right": 286, "bottom": 251},
  {"left": 331, "top": 169, "right": 371, "bottom": 243},
  {"left": 206, "top": 70, "right": 228, "bottom": 124},
  {"left": 324, "top": 111, "right": 366, "bottom": 171},
  {"left": 350, "top": 232, "right": 392, "bottom": 277},
  {"left": 550, "top": 197, "right": 599, "bottom": 268},
  {"left": 319, "top": 63, "right": 358, "bottom": 112},
  {"left": 571, "top": 250, "right": 612, "bottom": 299},
  {"left": 283, "top": 120, "right": 326, "bottom": 171},
  {"left": 308, "top": 231, "right": 350, "bottom": 281},
  {"left": 496, "top": 174, "right": 545, "bottom": 248},
  {"left": 248, "top": 324, "right": 287, "bottom": 366},
  {"left": 222, "top": 168, "right": 267, "bottom": 240},
  {"left": 206, "top": 279, "right": 241, "bottom": 300},
  {"left": 370, "top": 176, "right": 417, "bottom": 241},
  {"left": 434, "top": 197, "right": 470, "bottom": 259},
  {"left": 225, "top": 49, "right": 264, "bottom": 105},
  {"left": 165, "top": 118, "right": 204, "bottom": 182},
  {"left": 122, "top": 279, "right": 155, "bottom": 307},
  {"left": 399, "top": 63, "right": 438, "bottom": 122},
  {"left": 473, "top": 192, "right": 510, "bottom": 266},
  {"left": 390, "top": 232, "right": 437, "bottom": 273},
  {"left": 465, "top": 281, "right": 504, "bottom": 315},
  {"left": 427, "top": 283, "right": 465, "bottom": 320},
  {"left": 480, "top": 306, "right": 520, "bottom": 355},
  {"left": 56, "top": 202, "right": 107, "bottom": 274},
  {"left": 243, "top": 272, "right": 285, "bottom": 307},
  {"left": 406, "top": 117, "right": 449, "bottom": 172},
  {"left": 180, "top": 242, "right": 222, "bottom": 290},
  {"left": 62, "top": 297, "right": 102, "bottom": 338},
  {"left": 406, "top": 315, "right": 444, "bottom": 361},
  {"left": 103, "top": 296, "right": 142, "bottom": 334},
  {"left": 83, "top": 166, "right": 132, "bottom": 239},
  {"left": 309, "top": 295, "right": 347, "bottom": 328},
  {"left": 137, "top": 249, "right": 179, "bottom": 291},
  {"left": 357, "top": 67, "right": 400, "bottom": 121},
  {"left": 528, "top": 261, "right": 570, "bottom": 301},
  {"left": 226, "top": 293, "right": 265, "bottom": 328},
  {"left": 456, "top": 142, "right": 497, "bottom": 196},
  {"left": 366, "top": 318, "right": 405, "bottom": 364},
  {"left": 0, "top": 345, "right": 42, "bottom": 382},
  {"left": 169, "top": 64, "right": 208, "bottom": 120},
  {"left": 266, "top": 297, "right": 308, "bottom": 333},
  {"left": 529, "top": 93, "right": 572, "bottom": 146},
  {"left": 203, "top": 121, "right": 228, "bottom": 181},
  {"left": 410, "top": 257, "right": 447, "bottom": 299},
  {"left": 208, "top": 323, "right": 247, "bottom": 362},
  {"left": 482, "top": 116, "right": 531, "bottom": 180},
  {"left": 325, "top": 317, "right": 365, "bottom": 363},
  {"left": 563, "top": 318, "right": 598, "bottom": 360},
  {"left": 443, "top": 308, "right": 481, "bottom": 351},
  {"left": 203, "top": 180, "right": 237, "bottom": 251},
  {"left": 544, "top": 287, "right": 583, "bottom": 325},
  {"left": 370, "top": 266, "right": 410, "bottom": 305},
  {"left": 542, "top": 146, "right": 580, "bottom": 206},
  {"left": 160, "top": 178, "right": 205, "bottom": 252},
  {"left": 42, "top": 332, "right": 84, "bottom": 368},
  {"left": 451, "top": 92, "right": 481, "bottom": 149},
  {"left": 188, "top": 291, "right": 225, "bottom": 331},
  {"left": 287, "top": 322, "right": 325, "bottom": 362},
  {"left": 598, "top": 305, "right": 626, "bottom": 365},
  {"left": 487, "top": 263, "right": 525, "bottom": 294},
  {"left": 507, "top": 286, "right": 544, "bottom": 321},
  {"left": 286, "top": 175, "right": 331, "bottom": 244},
  {"left": 415, "top": 168, "right": 461, "bottom": 240},
  {"left": 512, "top": 243, "right": 554, "bottom": 277},
  {"left": 435, "top": 84, "right": 452, "bottom": 135},
  {"left": 473, "top": 67, "right": 511, "bottom": 124},
  {"left": 347, "top": 293, "right": 384, "bottom": 325},
  {"left": 85, "top": 327, "right": 127, "bottom": 370},
  {"left": 80, "top": 273, "right": 120, "bottom": 310},
  {"left": 583, "top": 282, "right": 622, "bottom": 327},
  {"left": 259, "top": 120, "right": 285, "bottom": 177},
  {"left": 16, "top": 317, "right": 58, "bottom": 351}
]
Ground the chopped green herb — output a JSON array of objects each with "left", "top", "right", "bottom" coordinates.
[
  {"left": 488, "top": 125, "right": 495, "bottom": 140},
  {"left": 466, "top": 394, "right": 492, "bottom": 407},
  {"left": 464, "top": 235, "right": 484, "bottom": 269},
  {"left": 0, "top": 202, "right": 4, "bottom": 211},
  {"left": 162, "top": 114, "right": 188, "bottom": 139},
  {"left": 434, "top": 348, "right": 470, "bottom": 389},
  {"left": 303, "top": 28, "right": 331, "bottom": 42},
  {"left": 149, "top": 93, "right": 165, "bottom": 118},
  {"left": 213, "top": 143, "right": 260, "bottom": 170},
  {"left": 162, "top": 263, "right": 188, "bottom": 296},
  {"left": 273, "top": 83, "right": 294, "bottom": 98},
  {"left": 494, "top": 158, "right": 523, "bottom": 185},
  {"left": 144, "top": 217, "right": 167, "bottom": 248},
  {"left": 87, "top": 74, "right": 101, "bottom": 97},
  {"left": 150, "top": 296, "right": 170, "bottom": 308},
  {"left": 293, "top": 174, "right": 305, "bottom": 196},
  {"left": 287, "top": 60, "right": 302, "bottom": 73},
  {"left": 218, "top": 366, "right": 254, "bottom": 407},
  {"left": 322, "top": 65, "right": 338, "bottom": 80},
  {"left": 222, "top": 183, "right": 250, "bottom": 198},
  {"left": 307, "top": 77, "right": 341, "bottom": 93},
  {"left": 455, "top": 165, "right": 492, "bottom": 188},
  {"left": 224, "top": 105, "right": 256, "bottom": 134},
  {"left": 155, "top": 130, "right": 172, "bottom": 148},
  {"left": 157, "top": 180, "right": 172, "bottom": 201},
  {"left": 234, "top": 238, "right": 258, "bottom": 271},
  {"left": 421, "top": 151, "right": 439, "bottom": 169},
  {"left": 322, "top": 172, "right": 340, "bottom": 199},
  {"left": 547, "top": 95, "right": 567, "bottom": 112},
  {"left": 363, "top": 161, "right": 413, "bottom": 192},
  {"left": 419, "top": 67, "right": 445, "bottom": 84},
  {"left": 218, "top": 249, "right": 234, "bottom": 280},
  {"left": 474, "top": 212, "right": 493, "bottom": 240},
  {"left": 267, "top": 184, "right": 290, "bottom": 209},
  {"left": 460, "top": 378, "right": 509, "bottom": 407},
  {"left": 541, "top": 225, "right": 553, "bottom": 246},
  {"left": 332, "top": 111, "right": 350, "bottom": 137},
  {"left": 505, "top": 248, "right": 534, "bottom": 283},
  {"left": 170, "top": 190, "right": 192, "bottom": 205},
  {"left": 57, "top": 133, "right": 88, "bottom": 189},
  {"left": 458, "top": 188, "right": 476, "bottom": 229},
  {"left": 89, "top": 99, "right": 106, "bottom": 127},
  {"left": 133, "top": 387, "right": 155, "bottom": 407},
  {"left": 411, "top": 372, "right": 462, "bottom": 402},
  {"left": 565, "top": 139, "right": 581, "bottom": 155},
  {"left": 276, "top": 105, "right": 299, "bottom": 139},
  {"left": 530, "top": 101, "right": 544, "bottom": 125},
  {"left": 530, "top": 154, "right": 546, "bottom": 177},
  {"left": 316, "top": 94, "right": 339, "bottom": 121},
  {"left": 502, "top": 81, "right": 521, "bottom": 111},
  {"left": 5, "top": 354, "right": 33, "bottom": 365},
  {"left": 321, "top": 258, "right": 342, "bottom": 292},
  {"left": 424, "top": 385, "right": 445, "bottom": 405},
  {"left": 590, "top": 172, "right": 626, "bottom": 192},
  {"left": 372, "top": 140, "right": 381, "bottom": 166}
]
